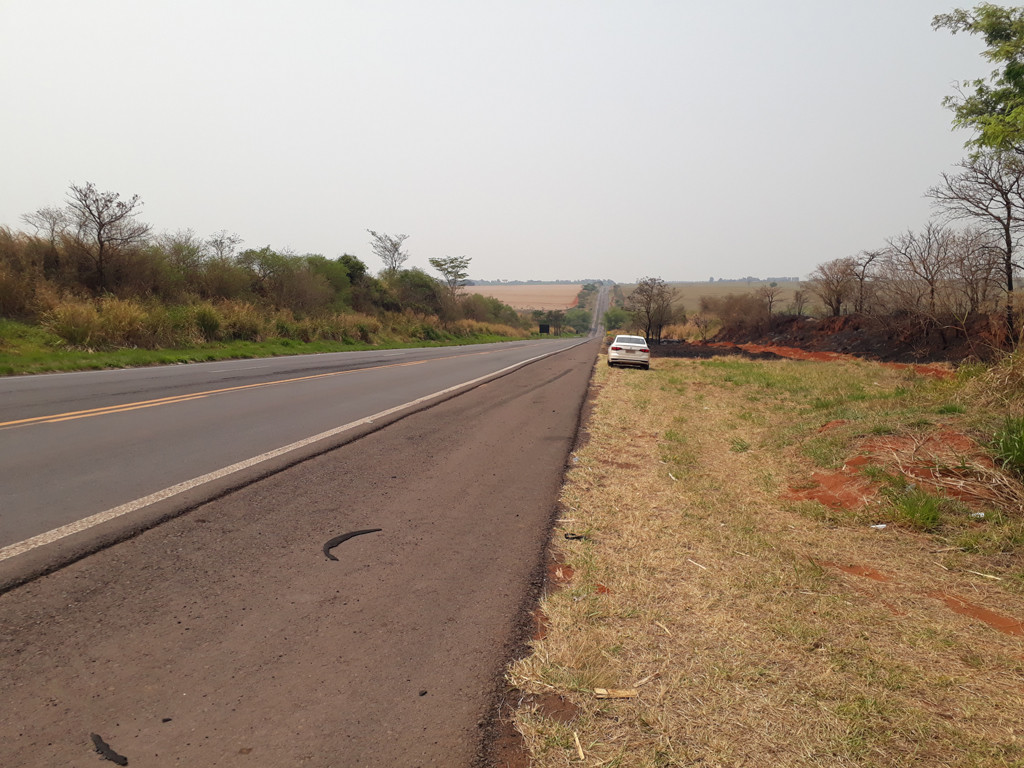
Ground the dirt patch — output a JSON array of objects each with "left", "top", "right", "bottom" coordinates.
[
  {"left": 788, "top": 428, "right": 1005, "bottom": 513},
  {"left": 786, "top": 469, "right": 877, "bottom": 510},
  {"left": 524, "top": 693, "right": 580, "bottom": 724},
  {"left": 929, "top": 592, "right": 1024, "bottom": 636},
  {"left": 548, "top": 562, "right": 574, "bottom": 584},
  {"left": 819, "top": 560, "right": 1024, "bottom": 636}
]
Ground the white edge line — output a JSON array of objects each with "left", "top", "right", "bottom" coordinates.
[{"left": 0, "top": 344, "right": 578, "bottom": 563}]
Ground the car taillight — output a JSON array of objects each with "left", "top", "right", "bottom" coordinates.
[
  {"left": 610, "top": 346, "right": 622, "bottom": 350},
  {"left": 641, "top": 348, "right": 649, "bottom": 353}
]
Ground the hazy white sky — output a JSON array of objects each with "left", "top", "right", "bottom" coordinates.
[{"left": 0, "top": 1, "right": 992, "bottom": 282}]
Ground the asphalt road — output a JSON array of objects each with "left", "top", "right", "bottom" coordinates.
[
  {"left": 0, "top": 336, "right": 599, "bottom": 766},
  {"left": 0, "top": 338, "right": 583, "bottom": 554}
]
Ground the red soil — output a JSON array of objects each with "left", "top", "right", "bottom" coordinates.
[
  {"left": 929, "top": 592, "right": 1024, "bottom": 636},
  {"left": 819, "top": 562, "right": 1024, "bottom": 636}
]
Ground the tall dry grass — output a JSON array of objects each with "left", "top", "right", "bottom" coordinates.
[{"left": 37, "top": 294, "right": 526, "bottom": 351}]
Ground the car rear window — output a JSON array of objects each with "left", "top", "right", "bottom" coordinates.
[{"left": 618, "top": 336, "right": 646, "bottom": 345}]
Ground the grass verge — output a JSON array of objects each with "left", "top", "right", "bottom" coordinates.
[
  {"left": 507, "top": 354, "right": 1024, "bottom": 767},
  {"left": 0, "top": 318, "right": 543, "bottom": 375}
]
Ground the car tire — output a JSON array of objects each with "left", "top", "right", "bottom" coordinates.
[
  {"left": 643, "top": 363, "right": 650, "bottom": 370},
  {"left": 607, "top": 360, "right": 614, "bottom": 367}
]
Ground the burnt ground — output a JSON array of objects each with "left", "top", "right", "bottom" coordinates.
[
  {"left": 0, "top": 340, "right": 599, "bottom": 768},
  {"left": 697, "top": 313, "right": 1004, "bottom": 364}
]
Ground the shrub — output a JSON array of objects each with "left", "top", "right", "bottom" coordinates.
[
  {"left": 219, "top": 301, "right": 267, "bottom": 341},
  {"left": 44, "top": 301, "right": 101, "bottom": 347},
  {"left": 192, "top": 304, "right": 222, "bottom": 342},
  {"left": 96, "top": 297, "right": 148, "bottom": 347}
]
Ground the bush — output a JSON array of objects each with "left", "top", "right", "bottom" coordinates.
[
  {"left": 96, "top": 297, "right": 148, "bottom": 347},
  {"left": 44, "top": 301, "right": 101, "bottom": 347},
  {"left": 192, "top": 304, "right": 222, "bottom": 342},
  {"left": 219, "top": 301, "right": 267, "bottom": 341}
]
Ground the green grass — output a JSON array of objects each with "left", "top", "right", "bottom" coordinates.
[
  {"left": 993, "top": 415, "right": 1024, "bottom": 476},
  {"left": 0, "top": 318, "right": 534, "bottom": 376}
]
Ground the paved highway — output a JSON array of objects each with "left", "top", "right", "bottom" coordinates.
[
  {"left": 0, "top": 338, "right": 585, "bottom": 556},
  {"left": 0, "top": 337, "right": 600, "bottom": 766}
]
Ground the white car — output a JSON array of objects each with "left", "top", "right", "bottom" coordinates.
[{"left": 607, "top": 335, "right": 651, "bottom": 369}]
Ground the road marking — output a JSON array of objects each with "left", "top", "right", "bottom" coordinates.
[
  {"left": 1, "top": 348, "right": 511, "bottom": 429},
  {"left": 0, "top": 359, "right": 430, "bottom": 429},
  {"left": 0, "top": 343, "right": 582, "bottom": 563}
]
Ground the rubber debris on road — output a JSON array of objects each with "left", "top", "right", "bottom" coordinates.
[
  {"left": 90, "top": 733, "right": 128, "bottom": 765},
  {"left": 322, "top": 528, "right": 382, "bottom": 561}
]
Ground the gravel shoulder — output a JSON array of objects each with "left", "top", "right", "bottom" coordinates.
[{"left": 0, "top": 339, "right": 598, "bottom": 767}]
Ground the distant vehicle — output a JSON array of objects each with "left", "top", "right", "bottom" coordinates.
[{"left": 607, "top": 335, "right": 650, "bottom": 369}]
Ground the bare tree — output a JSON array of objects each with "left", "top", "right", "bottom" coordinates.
[
  {"left": 791, "top": 289, "right": 808, "bottom": 316},
  {"left": 927, "top": 150, "right": 1024, "bottom": 340},
  {"left": 627, "top": 276, "right": 679, "bottom": 342},
  {"left": 884, "top": 222, "right": 957, "bottom": 320},
  {"left": 207, "top": 230, "right": 243, "bottom": 261},
  {"left": 19, "top": 205, "right": 70, "bottom": 278},
  {"left": 756, "top": 282, "right": 782, "bottom": 315},
  {"left": 851, "top": 250, "right": 882, "bottom": 313},
  {"left": 691, "top": 313, "right": 713, "bottom": 341},
  {"left": 367, "top": 230, "right": 409, "bottom": 275},
  {"left": 20, "top": 205, "right": 69, "bottom": 246},
  {"left": 807, "top": 257, "right": 856, "bottom": 316},
  {"left": 65, "top": 182, "right": 150, "bottom": 290},
  {"left": 946, "top": 226, "right": 1003, "bottom": 318}
]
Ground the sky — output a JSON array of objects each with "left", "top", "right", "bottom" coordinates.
[{"left": 0, "top": 0, "right": 996, "bottom": 283}]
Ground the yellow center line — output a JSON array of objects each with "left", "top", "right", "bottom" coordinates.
[{"left": 0, "top": 356, "right": 442, "bottom": 429}]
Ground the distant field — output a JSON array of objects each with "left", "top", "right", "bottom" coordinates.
[
  {"left": 621, "top": 280, "right": 803, "bottom": 310},
  {"left": 471, "top": 284, "right": 582, "bottom": 310}
]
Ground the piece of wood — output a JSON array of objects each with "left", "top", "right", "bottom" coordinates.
[
  {"left": 573, "top": 731, "right": 585, "bottom": 760},
  {"left": 633, "top": 671, "right": 661, "bottom": 687},
  {"left": 594, "top": 688, "right": 638, "bottom": 699},
  {"left": 654, "top": 621, "right": 672, "bottom": 636}
]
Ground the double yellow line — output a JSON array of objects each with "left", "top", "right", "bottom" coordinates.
[{"left": 0, "top": 358, "right": 432, "bottom": 430}]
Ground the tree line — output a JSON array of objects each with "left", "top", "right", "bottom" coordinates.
[
  {"left": 804, "top": 4, "right": 1024, "bottom": 348},
  {"left": 0, "top": 182, "right": 538, "bottom": 347}
]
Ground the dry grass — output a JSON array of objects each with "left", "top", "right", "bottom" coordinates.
[
  {"left": 471, "top": 284, "right": 582, "bottom": 310},
  {"left": 507, "top": 356, "right": 1024, "bottom": 767}
]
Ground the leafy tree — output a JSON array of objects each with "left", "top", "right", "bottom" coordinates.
[
  {"left": 391, "top": 268, "right": 444, "bottom": 315},
  {"left": 626, "top": 277, "right": 679, "bottom": 342},
  {"left": 428, "top": 255, "right": 471, "bottom": 300},
  {"left": 603, "top": 306, "right": 631, "bottom": 332},
  {"left": 367, "top": 230, "right": 409, "bottom": 275},
  {"left": 564, "top": 307, "right": 592, "bottom": 333},
  {"left": 933, "top": 4, "right": 1024, "bottom": 151},
  {"left": 547, "top": 309, "right": 566, "bottom": 335},
  {"left": 307, "top": 254, "right": 353, "bottom": 309}
]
